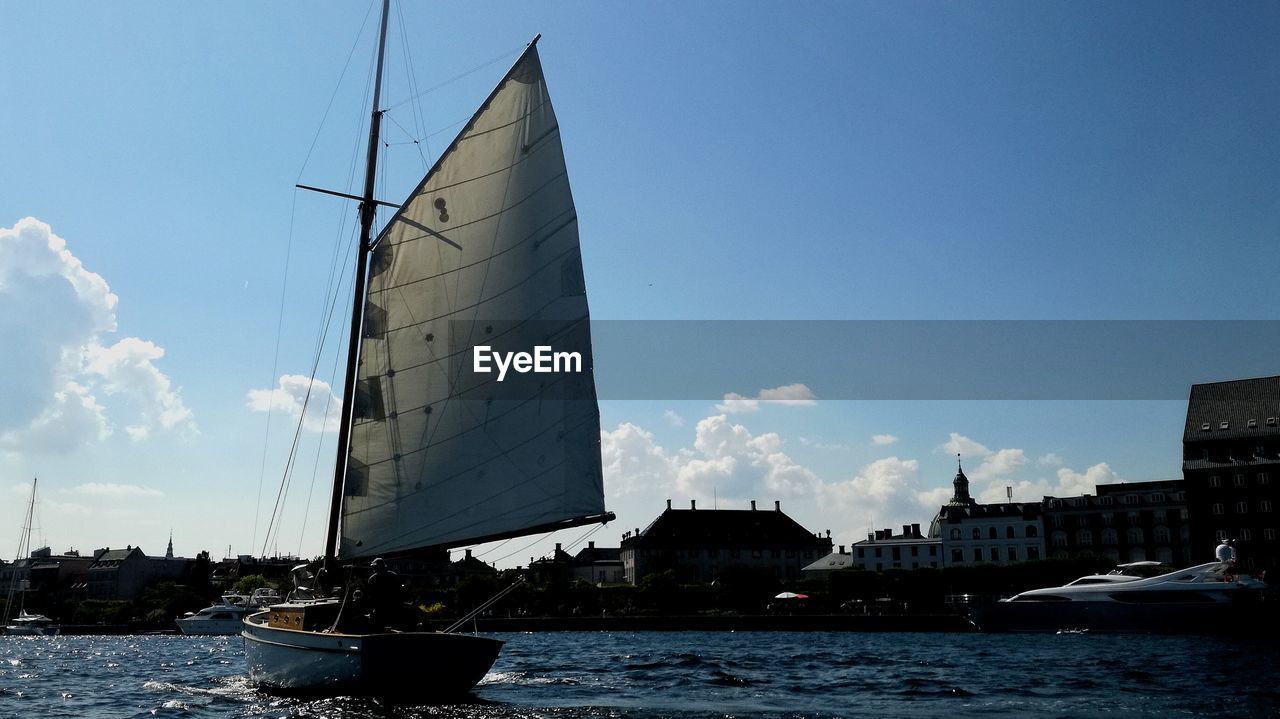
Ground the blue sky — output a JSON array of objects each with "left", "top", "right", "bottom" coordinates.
[{"left": 1, "top": 2, "right": 1276, "bottom": 567}]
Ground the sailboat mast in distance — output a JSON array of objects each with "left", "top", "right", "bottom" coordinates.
[{"left": 323, "top": 0, "right": 391, "bottom": 565}]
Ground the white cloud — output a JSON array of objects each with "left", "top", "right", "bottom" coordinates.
[
  {"left": 61, "top": 482, "right": 164, "bottom": 498},
  {"left": 800, "top": 436, "right": 849, "bottom": 450},
  {"left": 971, "top": 448, "right": 1026, "bottom": 481},
  {"left": 1038, "top": 453, "right": 1064, "bottom": 466},
  {"left": 247, "top": 374, "right": 343, "bottom": 433},
  {"left": 715, "top": 383, "right": 816, "bottom": 414},
  {"left": 601, "top": 423, "right": 678, "bottom": 496},
  {"left": 871, "top": 434, "right": 898, "bottom": 446},
  {"left": 822, "top": 456, "right": 920, "bottom": 508},
  {"left": 662, "top": 410, "right": 684, "bottom": 428},
  {"left": 938, "top": 432, "right": 990, "bottom": 458},
  {"left": 0, "top": 218, "right": 192, "bottom": 453},
  {"left": 975, "top": 462, "right": 1118, "bottom": 503}
]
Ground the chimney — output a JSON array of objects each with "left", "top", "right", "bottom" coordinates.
[
  {"left": 751, "top": 500, "right": 756, "bottom": 510},
  {"left": 839, "top": 545, "right": 846, "bottom": 554},
  {"left": 774, "top": 500, "right": 781, "bottom": 511},
  {"left": 912, "top": 523, "right": 921, "bottom": 537},
  {"left": 826, "top": 529, "right": 831, "bottom": 538},
  {"left": 691, "top": 499, "right": 696, "bottom": 510},
  {"left": 635, "top": 528, "right": 640, "bottom": 536},
  {"left": 902, "top": 524, "right": 910, "bottom": 537},
  {"left": 883, "top": 528, "right": 890, "bottom": 539},
  {"left": 555, "top": 543, "right": 562, "bottom": 553},
  {"left": 867, "top": 533, "right": 875, "bottom": 542},
  {"left": 589, "top": 541, "right": 595, "bottom": 549},
  {"left": 465, "top": 549, "right": 472, "bottom": 559},
  {"left": 666, "top": 499, "right": 671, "bottom": 510}
]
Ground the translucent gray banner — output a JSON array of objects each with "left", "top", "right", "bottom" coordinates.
[{"left": 584, "top": 320, "right": 1280, "bottom": 400}]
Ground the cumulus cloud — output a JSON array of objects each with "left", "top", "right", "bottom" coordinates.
[
  {"left": 715, "top": 383, "right": 816, "bottom": 414},
  {"left": 247, "top": 374, "right": 343, "bottom": 432},
  {"left": 939, "top": 432, "right": 990, "bottom": 458},
  {"left": 975, "top": 462, "right": 1118, "bottom": 503},
  {"left": 799, "top": 436, "right": 848, "bottom": 450},
  {"left": 662, "top": 410, "right": 684, "bottom": 427},
  {"left": 871, "top": 434, "right": 898, "bottom": 446},
  {"left": 1038, "top": 453, "right": 1064, "bottom": 466},
  {"left": 822, "top": 456, "right": 920, "bottom": 509},
  {"left": 61, "top": 482, "right": 164, "bottom": 498},
  {"left": 600, "top": 414, "right": 819, "bottom": 502},
  {"left": 0, "top": 218, "right": 191, "bottom": 452}
]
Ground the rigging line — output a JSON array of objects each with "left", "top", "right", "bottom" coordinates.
[
  {"left": 383, "top": 46, "right": 523, "bottom": 112},
  {"left": 471, "top": 537, "right": 512, "bottom": 559},
  {"left": 488, "top": 530, "right": 556, "bottom": 566},
  {"left": 393, "top": 0, "right": 430, "bottom": 172},
  {"left": 295, "top": 0, "right": 377, "bottom": 183}
]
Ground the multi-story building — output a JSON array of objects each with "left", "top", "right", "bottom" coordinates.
[
  {"left": 1042, "top": 480, "right": 1191, "bottom": 565},
  {"left": 931, "top": 460, "right": 1044, "bottom": 566},
  {"left": 1182, "top": 376, "right": 1280, "bottom": 573},
  {"left": 620, "top": 499, "right": 832, "bottom": 584},
  {"left": 86, "top": 545, "right": 191, "bottom": 600},
  {"left": 571, "top": 542, "right": 624, "bottom": 585},
  {"left": 849, "top": 525, "right": 942, "bottom": 571}
]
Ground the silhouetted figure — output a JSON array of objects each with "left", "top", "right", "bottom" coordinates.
[{"left": 364, "top": 558, "right": 403, "bottom": 631}]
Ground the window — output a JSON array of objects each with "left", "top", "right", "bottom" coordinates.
[
  {"left": 1100, "top": 496, "right": 1114, "bottom": 506},
  {"left": 1052, "top": 532, "right": 1068, "bottom": 548},
  {"left": 1154, "top": 527, "right": 1170, "bottom": 543},
  {"left": 1101, "top": 528, "right": 1118, "bottom": 545},
  {"left": 929, "top": 545, "right": 937, "bottom": 556},
  {"left": 1265, "top": 529, "right": 1277, "bottom": 541},
  {"left": 892, "top": 547, "right": 901, "bottom": 561},
  {"left": 1076, "top": 515, "right": 1090, "bottom": 528},
  {"left": 1123, "top": 495, "right": 1139, "bottom": 505},
  {"left": 972, "top": 528, "right": 981, "bottom": 539},
  {"left": 771, "top": 550, "right": 780, "bottom": 559},
  {"left": 1153, "top": 510, "right": 1167, "bottom": 523},
  {"left": 1216, "top": 530, "right": 1228, "bottom": 542},
  {"left": 1006, "top": 526, "right": 1015, "bottom": 538},
  {"left": 1101, "top": 513, "right": 1114, "bottom": 526},
  {"left": 874, "top": 547, "right": 882, "bottom": 558},
  {"left": 1127, "top": 527, "right": 1144, "bottom": 544},
  {"left": 1127, "top": 512, "right": 1140, "bottom": 524},
  {"left": 989, "top": 548, "right": 999, "bottom": 561},
  {"left": 1076, "top": 530, "right": 1093, "bottom": 546},
  {"left": 1236, "top": 502, "right": 1249, "bottom": 514},
  {"left": 1209, "top": 476, "right": 1222, "bottom": 488},
  {"left": 1052, "top": 516, "right": 1065, "bottom": 528},
  {"left": 1260, "top": 473, "right": 1271, "bottom": 486},
  {"left": 1007, "top": 547, "right": 1018, "bottom": 561},
  {"left": 911, "top": 546, "right": 919, "bottom": 557},
  {"left": 785, "top": 550, "right": 794, "bottom": 558},
  {"left": 1240, "top": 529, "right": 1252, "bottom": 541},
  {"left": 857, "top": 548, "right": 864, "bottom": 558},
  {"left": 1151, "top": 493, "right": 1165, "bottom": 503},
  {"left": 1180, "top": 508, "right": 1189, "bottom": 520},
  {"left": 950, "top": 528, "right": 961, "bottom": 540},
  {"left": 1234, "top": 474, "right": 1246, "bottom": 487},
  {"left": 1026, "top": 525, "right": 1038, "bottom": 538},
  {"left": 1261, "top": 501, "right": 1273, "bottom": 513},
  {"left": 1027, "top": 547, "right": 1039, "bottom": 560},
  {"left": 951, "top": 549, "right": 963, "bottom": 563},
  {"left": 988, "top": 527, "right": 997, "bottom": 539},
  {"left": 973, "top": 548, "right": 982, "bottom": 561}
]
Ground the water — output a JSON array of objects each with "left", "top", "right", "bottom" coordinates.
[{"left": 1, "top": 632, "right": 1276, "bottom": 718}]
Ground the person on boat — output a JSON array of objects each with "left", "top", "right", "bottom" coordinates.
[
  {"left": 364, "top": 558, "right": 404, "bottom": 630},
  {"left": 1215, "top": 538, "right": 1235, "bottom": 564}
]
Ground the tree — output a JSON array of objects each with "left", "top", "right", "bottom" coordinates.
[{"left": 233, "top": 574, "right": 272, "bottom": 595}]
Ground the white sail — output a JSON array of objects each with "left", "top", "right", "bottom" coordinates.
[{"left": 339, "top": 45, "right": 605, "bottom": 559}]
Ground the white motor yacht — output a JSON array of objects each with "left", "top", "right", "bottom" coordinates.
[
  {"left": 972, "top": 543, "right": 1269, "bottom": 633},
  {"left": 3, "top": 609, "right": 59, "bottom": 636},
  {"left": 176, "top": 595, "right": 252, "bottom": 635}
]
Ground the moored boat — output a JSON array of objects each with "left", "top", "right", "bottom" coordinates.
[{"left": 971, "top": 542, "right": 1269, "bottom": 633}]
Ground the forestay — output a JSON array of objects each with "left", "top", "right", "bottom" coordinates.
[{"left": 339, "top": 44, "right": 605, "bottom": 559}]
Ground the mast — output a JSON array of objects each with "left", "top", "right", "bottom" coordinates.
[
  {"left": 324, "top": 0, "right": 391, "bottom": 564},
  {"left": 3, "top": 478, "right": 36, "bottom": 624}
]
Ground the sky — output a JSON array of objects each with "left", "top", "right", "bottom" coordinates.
[{"left": 1, "top": 1, "right": 1277, "bottom": 569}]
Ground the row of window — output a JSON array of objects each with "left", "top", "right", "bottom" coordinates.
[
  {"left": 1051, "top": 526, "right": 1182, "bottom": 546},
  {"left": 1051, "top": 509, "right": 1188, "bottom": 527},
  {"left": 1207, "top": 473, "right": 1272, "bottom": 488},
  {"left": 652, "top": 548, "right": 818, "bottom": 560},
  {"left": 1211, "top": 500, "right": 1274, "bottom": 514},
  {"left": 951, "top": 546, "right": 1041, "bottom": 563},
  {"left": 1046, "top": 492, "right": 1185, "bottom": 508},
  {"left": 1215, "top": 528, "right": 1278, "bottom": 541},
  {"left": 948, "top": 525, "right": 1039, "bottom": 541},
  {"left": 858, "top": 545, "right": 939, "bottom": 560}
]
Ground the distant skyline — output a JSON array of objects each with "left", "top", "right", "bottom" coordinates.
[{"left": 1, "top": 2, "right": 1277, "bottom": 567}]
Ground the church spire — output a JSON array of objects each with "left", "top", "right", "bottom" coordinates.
[
  {"left": 165, "top": 530, "right": 174, "bottom": 559},
  {"left": 948, "top": 454, "right": 976, "bottom": 506}
]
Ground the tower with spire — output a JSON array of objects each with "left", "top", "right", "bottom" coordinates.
[
  {"left": 165, "top": 530, "right": 174, "bottom": 560},
  {"left": 948, "top": 454, "right": 977, "bottom": 507}
]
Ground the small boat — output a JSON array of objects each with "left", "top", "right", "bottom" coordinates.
[
  {"left": 971, "top": 542, "right": 1268, "bottom": 633},
  {"left": 242, "top": 1, "right": 611, "bottom": 699},
  {"left": 178, "top": 589, "right": 284, "bottom": 635},
  {"left": 2, "top": 478, "right": 59, "bottom": 637}
]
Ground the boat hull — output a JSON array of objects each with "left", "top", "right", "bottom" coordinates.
[
  {"left": 176, "top": 617, "right": 245, "bottom": 635},
  {"left": 971, "top": 596, "right": 1268, "bottom": 633},
  {"left": 242, "top": 611, "right": 504, "bottom": 698}
]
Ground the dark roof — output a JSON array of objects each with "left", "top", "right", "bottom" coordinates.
[
  {"left": 1094, "top": 479, "right": 1183, "bottom": 496},
  {"left": 1184, "top": 376, "right": 1280, "bottom": 442},
  {"left": 89, "top": 547, "right": 145, "bottom": 567},
  {"left": 935, "top": 502, "right": 1042, "bottom": 523},
  {"left": 623, "top": 508, "right": 829, "bottom": 548},
  {"left": 573, "top": 546, "right": 621, "bottom": 564}
]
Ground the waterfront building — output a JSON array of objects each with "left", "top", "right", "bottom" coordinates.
[
  {"left": 620, "top": 499, "right": 833, "bottom": 584},
  {"left": 801, "top": 546, "right": 854, "bottom": 580},
  {"left": 86, "top": 545, "right": 192, "bottom": 600},
  {"left": 1042, "top": 480, "right": 1191, "bottom": 565},
  {"left": 849, "top": 525, "right": 941, "bottom": 571},
  {"left": 931, "top": 460, "right": 1044, "bottom": 566},
  {"left": 571, "top": 542, "right": 624, "bottom": 585},
  {"left": 1182, "top": 376, "right": 1280, "bottom": 573}
]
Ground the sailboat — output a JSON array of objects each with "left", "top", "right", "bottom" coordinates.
[
  {"left": 242, "top": 1, "right": 612, "bottom": 698},
  {"left": 2, "top": 478, "right": 58, "bottom": 636}
]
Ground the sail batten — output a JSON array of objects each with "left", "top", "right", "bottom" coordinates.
[{"left": 339, "top": 44, "right": 605, "bottom": 559}]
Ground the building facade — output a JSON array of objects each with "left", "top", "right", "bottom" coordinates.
[
  {"left": 1182, "top": 376, "right": 1280, "bottom": 573},
  {"left": 850, "top": 525, "right": 942, "bottom": 571},
  {"left": 620, "top": 500, "right": 833, "bottom": 584},
  {"left": 1042, "top": 480, "right": 1191, "bottom": 566},
  {"left": 931, "top": 460, "right": 1044, "bottom": 566}
]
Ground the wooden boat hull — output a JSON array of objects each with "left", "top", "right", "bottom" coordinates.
[{"left": 242, "top": 611, "right": 504, "bottom": 698}]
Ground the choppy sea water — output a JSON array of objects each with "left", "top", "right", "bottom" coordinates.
[{"left": 1, "top": 631, "right": 1277, "bottom": 718}]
